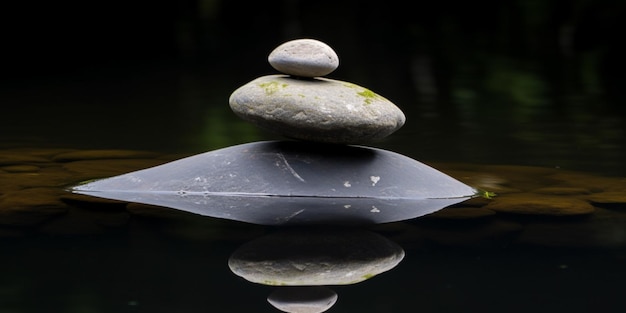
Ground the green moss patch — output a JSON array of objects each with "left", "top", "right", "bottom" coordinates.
[{"left": 259, "top": 81, "right": 288, "bottom": 95}]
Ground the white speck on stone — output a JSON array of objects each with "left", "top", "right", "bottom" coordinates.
[
  {"left": 278, "top": 153, "right": 305, "bottom": 182},
  {"left": 370, "top": 176, "right": 380, "bottom": 186},
  {"left": 278, "top": 209, "right": 305, "bottom": 223},
  {"left": 371, "top": 206, "right": 380, "bottom": 213},
  {"left": 292, "top": 263, "right": 307, "bottom": 271},
  {"left": 344, "top": 181, "right": 351, "bottom": 187},
  {"left": 344, "top": 204, "right": 351, "bottom": 209},
  {"left": 194, "top": 176, "right": 209, "bottom": 183}
]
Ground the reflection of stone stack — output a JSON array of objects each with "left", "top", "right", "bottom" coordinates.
[
  {"left": 228, "top": 228, "right": 405, "bottom": 313},
  {"left": 229, "top": 39, "right": 406, "bottom": 144}
]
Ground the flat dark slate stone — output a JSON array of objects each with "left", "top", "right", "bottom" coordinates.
[{"left": 71, "top": 141, "right": 477, "bottom": 225}]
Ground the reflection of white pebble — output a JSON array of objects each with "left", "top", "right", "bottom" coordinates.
[
  {"left": 268, "top": 39, "right": 339, "bottom": 77},
  {"left": 371, "top": 206, "right": 380, "bottom": 213},
  {"left": 343, "top": 181, "right": 351, "bottom": 187},
  {"left": 268, "top": 286, "right": 338, "bottom": 313},
  {"left": 370, "top": 176, "right": 380, "bottom": 186}
]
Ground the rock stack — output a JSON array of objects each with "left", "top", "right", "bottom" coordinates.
[
  {"left": 229, "top": 38, "right": 406, "bottom": 144},
  {"left": 71, "top": 38, "right": 477, "bottom": 227}
]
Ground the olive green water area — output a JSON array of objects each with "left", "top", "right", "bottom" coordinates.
[{"left": 1, "top": 147, "right": 625, "bottom": 241}]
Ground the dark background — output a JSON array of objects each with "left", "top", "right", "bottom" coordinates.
[
  {"left": 3, "top": 0, "right": 624, "bottom": 87},
  {"left": 2, "top": 0, "right": 625, "bottom": 173}
]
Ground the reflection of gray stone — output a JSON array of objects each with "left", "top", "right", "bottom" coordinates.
[
  {"left": 229, "top": 75, "right": 405, "bottom": 144},
  {"left": 267, "top": 286, "right": 337, "bottom": 313},
  {"left": 228, "top": 228, "right": 404, "bottom": 285}
]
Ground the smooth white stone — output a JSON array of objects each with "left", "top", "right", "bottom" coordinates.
[{"left": 268, "top": 39, "right": 339, "bottom": 77}]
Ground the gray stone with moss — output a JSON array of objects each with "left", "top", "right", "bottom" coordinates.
[{"left": 229, "top": 75, "right": 405, "bottom": 144}]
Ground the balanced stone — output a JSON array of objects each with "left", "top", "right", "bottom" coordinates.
[
  {"left": 229, "top": 75, "right": 405, "bottom": 143},
  {"left": 268, "top": 39, "right": 339, "bottom": 77}
]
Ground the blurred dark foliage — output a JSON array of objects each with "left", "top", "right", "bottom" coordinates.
[{"left": 2, "top": 0, "right": 624, "bottom": 89}]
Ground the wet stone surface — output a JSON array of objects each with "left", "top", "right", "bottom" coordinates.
[{"left": 0, "top": 147, "right": 625, "bottom": 249}]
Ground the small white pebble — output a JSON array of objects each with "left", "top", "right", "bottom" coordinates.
[{"left": 268, "top": 39, "right": 339, "bottom": 77}]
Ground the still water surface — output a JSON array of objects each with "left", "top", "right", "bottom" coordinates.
[{"left": 1, "top": 53, "right": 625, "bottom": 313}]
